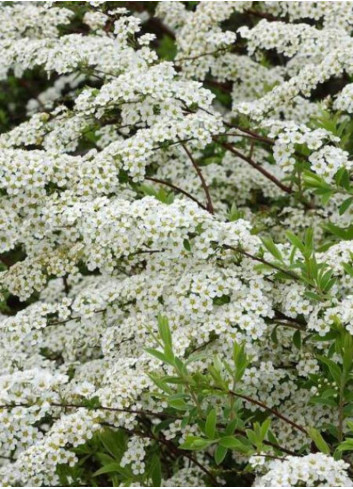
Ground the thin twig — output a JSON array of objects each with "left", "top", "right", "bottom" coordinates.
[
  {"left": 224, "top": 244, "right": 300, "bottom": 281},
  {"left": 176, "top": 46, "right": 232, "bottom": 64},
  {"left": 180, "top": 141, "right": 214, "bottom": 213},
  {"left": 0, "top": 401, "right": 299, "bottom": 458},
  {"left": 245, "top": 8, "right": 281, "bottom": 22},
  {"left": 0, "top": 402, "right": 178, "bottom": 421},
  {"left": 145, "top": 176, "right": 208, "bottom": 211},
  {"left": 121, "top": 425, "right": 218, "bottom": 485},
  {"left": 218, "top": 139, "right": 293, "bottom": 194},
  {"left": 272, "top": 320, "right": 306, "bottom": 332},
  {"left": 212, "top": 387, "right": 307, "bottom": 435}
]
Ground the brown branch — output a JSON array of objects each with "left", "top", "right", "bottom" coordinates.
[
  {"left": 121, "top": 425, "right": 218, "bottom": 485},
  {"left": 182, "top": 450, "right": 218, "bottom": 485},
  {"left": 47, "top": 308, "right": 106, "bottom": 327},
  {"left": 0, "top": 402, "right": 179, "bottom": 421},
  {"left": 218, "top": 139, "right": 292, "bottom": 194},
  {"left": 63, "top": 275, "right": 70, "bottom": 295},
  {"left": 224, "top": 126, "right": 315, "bottom": 177},
  {"left": 189, "top": 337, "right": 217, "bottom": 354},
  {"left": 127, "top": 248, "right": 163, "bottom": 257},
  {"left": 47, "top": 301, "right": 137, "bottom": 328},
  {"left": 212, "top": 387, "right": 307, "bottom": 435},
  {"left": 274, "top": 310, "right": 307, "bottom": 326},
  {"left": 145, "top": 176, "right": 208, "bottom": 211},
  {"left": 245, "top": 8, "right": 281, "bottom": 22},
  {"left": 272, "top": 320, "right": 306, "bottom": 332},
  {"left": 224, "top": 124, "right": 274, "bottom": 146},
  {"left": 229, "top": 388, "right": 308, "bottom": 435},
  {"left": 176, "top": 46, "right": 232, "bottom": 64},
  {"left": 224, "top": 244, "right": 300, "bottom": 281},
  {"left": 1, "top": 401, "right": 300, "bottom": 459},
  {"left": 180, "top": 142, "right": 214, "bottom": 214}
]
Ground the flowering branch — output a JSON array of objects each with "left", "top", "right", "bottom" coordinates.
[
  {"left": 218, "top": 139, "right": 293, "bottom": 194},
  {"left": 145, "top": 176, "right": 208, "bottom": 211}
]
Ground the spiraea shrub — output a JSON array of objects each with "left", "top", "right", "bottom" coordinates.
[{"left": 3, "top": 1, "right": 353, "bottom": 486}]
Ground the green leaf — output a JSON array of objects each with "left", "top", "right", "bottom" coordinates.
[
  {"left": 174, "top": 357, "right": 187, "bottom": 376},
  {"left": 183, "top": 239, "right": 191, "bottom": 251},
  {"left": 139, "top": 184, "right": 174, "bottom": 204},
  {"left": 342, "top": 333, "right": 353, "bottom": 373},
  {"left": 310, "top": 395, "right": 337, "bottom": 407},
  {"left": 148, "top": 374, "right": 173, "bottom": 394},
  {"left": 262, "top": 236, "right": 283, "bottom": 261},
  {"left": 311, "top": 331, "right": 339, "bottom": 342},
  {"left": 228, "top": 203, "right": 243, "bottom": 222},
  {"left": 303, "top": 171, "right": 329, "bottom": 189},
  {"left": 180, "top": 436, "right": 214, "bottom": 451},
  {"left": 271, "top": 325, "right": 279, "bottom": 345},
  {"left": 158, "top": 315, "right": 172, "bottom": 347},
  {"left": 320, "top": 189, "right": 335, "bottom": 205},
  {"left": 99, "top": 429, "right": 126, "bottom": 459},
  {"left": 318, "top": 355, "right": 342, "bottom": 385},
  {"left": 214, "top": 445, "right": 228, "bottom": 465},
  {"left": 304, "top": 228, "right": 314, "bottom": 252},
  {"left": 164, "top": 344, "right": 175, "bottom": 364},
  {"left": 139, "top": 184, "right": 157, "bottom": 197},
  {"left": 204, "top": 409, "right": 217, "bottom": 439},
  {"left": 150, "top": 454, "right": 162, "bottom": 487},
  {"left": 233, "top": 341, "right": 249, "bottom": 382},
  {"left": 325, "top": 223, "right": 353, "bottom": 240},
  {"left": 93, "top": 463, "right": 122, "bottom": 477},
  {"left": 260, "top": 418, "right": 271, "bottom": 440},
  {"left": 159, "top": 375, "right": 186, "bottom": 385},
  {"left": 219, "top": 436, "right": 250, "bottom": 453},
  {"left": 343, "top": 263, "right": 353, "bottom": 278},
  {"left": 338, "top": 439, "right": 353, "bottom": 453},
  {"left": 225, "top": 418, "right": 240, "bottom": 436},
  {"left": 293, "top": 330, "right": 301, "bottom": 349},
  {"left": 157, "top": 35, "right": 177, "bottom": 61},
  {"left": 286, "top": 232, "right": 305, "bottom": 254},
  {"left": 319, "top": 269, "right": 336, "bottom": 293},
  {"left": 168, "top": 398, "right": 190, "bottom": 411},
  {"left": 339, "top": 197, "right": 353, "bottom": 215},
  {"left": 213, "top": 294, "right": 231, "bottom": 306},
  {"left": 145, "top": 348, "right": 167, "bottom": 364},
  {"left": 246, "top": 429, "right": 257, "bottom": 446},
  {"left": 308, "top": 427, "right": 330, "bottom": 454},
  {"left": 96, "top": 452, "right": 115, "bottom": 465},
  {"left": 267, "top": 429, "right": 280, "bottom": 449},
  {"left": 304, "top": 290, "right": 323, "bottom": 302},
  {"left": 117, "top": 169, "right": 129, "bottom": 184},
  {"left": 335, "top": 168, "right": 350, "bottom": 190}
]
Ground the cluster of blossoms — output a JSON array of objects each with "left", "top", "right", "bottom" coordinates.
[
  {"left": 251, "top": 454, "right": 353, "bottom": 487},
  {"left": 1, "top": 1, "right": 353, "bottom": 487},
  {"left": 120, "top": 436, "right": 151, "bottom": 475}
]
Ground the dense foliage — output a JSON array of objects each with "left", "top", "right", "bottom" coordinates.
[{"left": 3, "top": 1, "right": 353, "bottom": 486}]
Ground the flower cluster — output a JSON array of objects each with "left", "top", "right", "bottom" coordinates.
[
  {"left": 1, "top": 1, "right": 353, "bottom": 488},
  {"left": 251, "top": 454, "right": 353, "bottom": 487}
]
